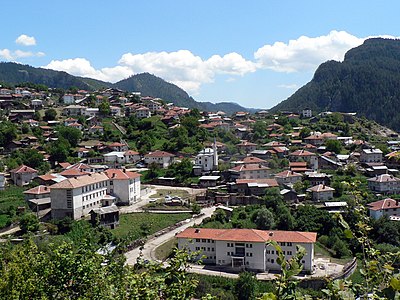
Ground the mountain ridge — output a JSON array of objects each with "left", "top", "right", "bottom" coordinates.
[
  {"left": 271, "top": 38, "right": 400, "bottom": 131},
  {"left": 0, "top": 62, "right": 255, "bottom": 114}
]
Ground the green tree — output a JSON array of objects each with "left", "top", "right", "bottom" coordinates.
[
  {"left": 99, "top": 101, "right": 111, "bottom": 116},
  {"left": 57, "top": 126, "right": 82, "bottom": 147},
  {"left": 19, "top": 213, "right": 39, "bottom": 233},
  {"left": 47, "top": 138, "right": 70, "bottom": 163},
  {"left": 252, "top": 208, "right": 275, "bottom": 230},
  {"left": 43, "top": 108, "right": 57, "bottom": 121},
  {"left": 235, "top": 271, "right": 258, "bottom": 300},
  {"left": 325, "top": 139, "right": 343, "bottom": 154}
]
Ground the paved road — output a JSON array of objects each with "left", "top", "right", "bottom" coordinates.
[{"left": 125, "top": 206, "right": 215, "bottom": 265}]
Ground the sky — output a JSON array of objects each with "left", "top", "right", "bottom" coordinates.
[{"left": 1, "top": 1, "right": 400, "bottom": 109}]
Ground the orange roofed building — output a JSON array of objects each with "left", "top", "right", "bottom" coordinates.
[{"left": 176, "top": 228, "right": 317, "bottom": 273}]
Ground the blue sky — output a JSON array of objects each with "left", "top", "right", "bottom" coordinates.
[{"left": 1, "top": 1, "right": 399, "bottom": 109}]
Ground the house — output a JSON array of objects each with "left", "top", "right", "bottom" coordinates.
[
  {"left": 231, "top": 179, "right": 279, "bottom": 196},
  {"left": 63, "top": 105, "right": 86, "bottom": 116},
  {"left": 289, "top": 150, "right": 318, "bottom": 170},
  {"left": 237, "top": 141, "right": 257, "bottom": 154},
  {"left": 280, "top": 189, "right": 299, "bottom": 202},
  {"left": 305, "top": 172, "right": 332, "bottom": 186},
  {"left": 367, "top": 198, "right": 400, "bottom": 220},
  {"left": 194, "top": 144, "right": 218, "bottom": 173},
  {"left": 176, "top": 228, "right": 316, "bottom": 273},
  {"left": 88, "top": 125, "right": 104, "bottom": 134},
  {"left": 360, "top": 148, "right": 383, "bottom": 164},
  {"left": 10, "top": 165, "right": 38, "bottom": 186},
  {"left": 136, "top": 106, "right": 151, "bottom": 118},
  {"left": 199, "top": 175, "right": 221, "bottom": 188},
  {"left": 229, "top": 164, "right": 272, "bottom": 180},
  {"left": 302, "top": 108, "right": 312, "bottom": 118},
  {"left": 35, "top": 174, "right": 67, "bottom": 186},
  {"left": 104, "top": 151, "right": 126, "bottom": 166},
  {"left": 110, "top": 106, "right": 122, "bottom": 117},
  {"left": 367, "top": 174, "right": 400, "bottom": 194},
  {"left": 89, "top": 205, "right": 120, "bottom": 229},
  {"left": 124, "top": 150, "right": 141, "bottom": 164},
  {"left": 104, "top": 169, "right": 141, "bottom": 205},
  {"left": 144, "top": 150, "right": 175, "bottom": 168},
  {"left": 108, "top": 142, "right": 129, "bottom": 152},
  {"left": 85, "top": 108, "right": 99, "bottom": 117},
  {"left": 24, "top": 185, "right": 52, "bottom": 212},
  {"left": 50, "top": 173, "right": 110, "bottom": 220},
  {"left": 318, "top": 155, "right": 343, "bottom": 170},
  {"left": 306, "top": 184, "right": 335, "bottom": 201},
  {"left": 63, "top": 94, "right": 75, "bottom": 104},
  {"left": 274, "top": 170, "right": 302, "bottom": 186}
]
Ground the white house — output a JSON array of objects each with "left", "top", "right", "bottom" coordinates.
[
  {"left": 136, "top": 106, "right": 151, "bottom": 118},
  {"left": 274, "top": 170, "right": 302, "bottom": 186},
  {"left": 10, "top": 165, "right": 38, "bottom": 186},
  {"left": 105, "top": 169, "right": 141, "bottom": 205},
  {"left": 368, "top": 198, "right": 400, "bottom": 220},
  {"left": 195, "top": 143, "right": 218, "bottom": 173},
  {"left": 302, "top": 108, "right": 312, "bottom": 118},
  {"left": 144, "top": 150, "right": 175, "bottom": 168},
  {"left": 367, "top": 174, "right": 400, "bottom": 194},
  {"left": 229, "top": 164, "right": 272, "bottom": 180},
  {"left": 50, "top": 173, "right": 109, "bottom": 220},
  {"left": 306, "top": 184, "right": 335, "bottom": 201},
  {"left": 360, "top": 148, "right": 383, "bottom": 164},
  {"left": 176, "top": 228, "right": 317, "bottom": 273}
]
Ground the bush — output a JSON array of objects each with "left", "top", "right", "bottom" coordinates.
[{"left": 19, "top": 213, "right": 39, "bottom": 233}]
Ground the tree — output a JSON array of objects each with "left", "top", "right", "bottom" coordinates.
[
  {"left": 325, "top": 139, "right": 343, "bottom": 154},
  {"left": 57, "top": 126, "right": 82, "bottom": 147},
  {"left": 19, "top": 213, "right": 39, "bottom": 233},
  {"left": 43, "top": 108, "right": 57, "bottom": 121},
  {"left": 47, "top": 138, "right": 70, "bottom": 163},
  {"left": 0, "top": 121, "right": 17, "bottom": 147},
  {"left": 98, "top": 101, "right": 110, "bottom": 116},
  {"left": 235, "top": 271, "right": 257, "bottom": 300},
  {"left": 252, "top": 208, "right": 275, "bottom": 230}
]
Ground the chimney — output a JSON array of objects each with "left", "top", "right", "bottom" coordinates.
[
  {"left": 195, "top": 228, "right": 200, "bottom": 233},
  {"left": 269, "top": 232, "right": 273, "bottom": 236}
]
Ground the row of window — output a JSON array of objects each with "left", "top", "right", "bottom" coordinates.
[
  {"left": 83, "top": 201, "right": 100, "bottom": 209},
  {"left": 279, "top": 242, "right": 293, "bottom": 246},
  {"left": 196, "top": 239, "right": 215, "bottom": 243},
  {"left": 82, "top": 181, "right": 107, "bottom": 193},
  {"left": 195, "top": 247, "right": 215, "bottom": 252},
  {"left": 83, "top": 190, "right": 106, "bottom": 202}
]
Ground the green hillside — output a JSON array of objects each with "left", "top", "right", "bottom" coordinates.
[{"left": 272, "top": 38, "right": 400, "bottom": 131}]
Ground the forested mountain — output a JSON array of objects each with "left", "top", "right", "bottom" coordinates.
[
  {"left": 0, "top": 62, "right": 253, "bottom": 114},
  {"left": 0, "top": 62, "right": 97, "bottom": 90},
  {"left": 272, "top": 38, "right": 400, "bottom": 130}
]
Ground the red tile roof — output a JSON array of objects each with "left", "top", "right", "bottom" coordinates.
[
  {"left": 368, "top": 198, "right": 400, "bottom": 211},
  {"left": 24, "top": 185, "right": 51, "bottom": 195},
  {"left": 10, "top": 165, "right": 37, "bottom": 174},
  {"left": 105, "top": 169, "right": 141, "bottom": 180},
  {"left": 144, "top": 150, "right": 174, "bottom": 158},
  {"left": 242, "top": 156, "right": 266, "bottom": 164},
  {"left": 176, "top": 228, "right": 317, "bottom": 243},
  {"left": 275, "top": 170, "right": 302, "bottom": 178},
  {"left": 230, "top": 163, "right": 270, "bottom": 172}
]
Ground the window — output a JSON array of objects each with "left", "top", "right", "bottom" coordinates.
[
  {"left": 287, "top": 242, "right": 292, "bottom": 246},
  {"left": 271, "top": 259, "right": 274, "bottom": 264},
  {"left": 202, "top": 239, "right": 206, "bottom": 243},
  {"left": 212, "top": 248, "right": 214, "bottom": 251},
  {"left": 227, "top": 252, "right": 230, "bottom": 256},
  {"left": 281, "top": 242, "right": 286, "bottom": 246},
  {"left": 288, "top": 251, "right": 293, "bottom": 255},
  {"left": 196, "top": 239, "right": 200, "bottom": 242},
  {"left": 110, "top": 181, "right": 113, "bottom": 186}
]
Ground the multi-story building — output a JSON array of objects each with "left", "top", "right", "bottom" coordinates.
[
  {"left": 10, "top": 165, "right": 38, "bottom": 186},
  {"left": 194, "top": 142, "right": 218, "bottom": 173},
  {"left": 306, "top": 184, "right": 335, "bottom": 201},
  {"left": 50, "top": 173, "right": 109, "bottom": 220},
  {"left": 368, "top": 198, "right": 400, "bottom": 220},
  {"left": 367, "top": 174, "right": 400, "bottom": 194},
  {"left": 360, "top": 148, "right": 383, "bottom": 164},
  {"left": 144, "top": 150, "right": 175, "bottom": 168},
  {"left": 104, "top": 169, "right": 141, "bottom": 205},
  {"left": 176, "top": 228, "right": 317, "bottom": 273},
  {"left": 274, "top": 170, "right": 302, "bottom": 186},
  {"left": 229, "top": 164, "right": 272, "bottom": 180}
]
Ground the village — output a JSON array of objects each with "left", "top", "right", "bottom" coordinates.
[{"left": 0, "top": 84, "right": 399, "bottom": 280}]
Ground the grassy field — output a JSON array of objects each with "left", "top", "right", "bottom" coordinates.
[
  {"left": 112, "top": 212, "right": 192, "bottom": 240},
  {"left": 0, "top": 186, "right": 27, "bottom": 228},
  {"left": 314, "top": 242, "right": 353, "bottom": 264},
  {"left": 154, "top": 238, "right": 178, "bottom": 260}
]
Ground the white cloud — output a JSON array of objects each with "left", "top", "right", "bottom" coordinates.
[
  {"left": 254, "top": 30, "right": 364, "bottom": 72},
  {"left": 278, "top": 84, "right": 299, "bottom": 89},
  {"left": 119, "top": 50, "right": 255, "bottom": 92},
  {"left": 0, "top": 49, "right": 13, "bottom": 60},
  {"left": 15, "top": 34, "right": 36, "bottom": 46},
  {"left": 0, "top": 49, "right": 45, "bottom": 60},
  {"left": 44, "top": 58, "right": 133, "bottom": 82}
]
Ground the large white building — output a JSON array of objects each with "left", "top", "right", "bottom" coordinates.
[
  {"left": 176, "top": 228, "right": 317, "bottom": 273},
  {"left": 368, "top": 174, "right": 400, "bottom": 194},
  {"left": 194, "top": 143, "right": 218, "bottom": 173},
  {"left": 104, "top": 169, "right": 141, "bottom": 205},
  {"left": 360, "top": 148, "right": 383, "bottom": 163},
  {"left": 50, "top": 173, "right": 109, "bottom": 220},
  {"left": 144, "top": 150, "right": 175, "bottom": 168}
]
